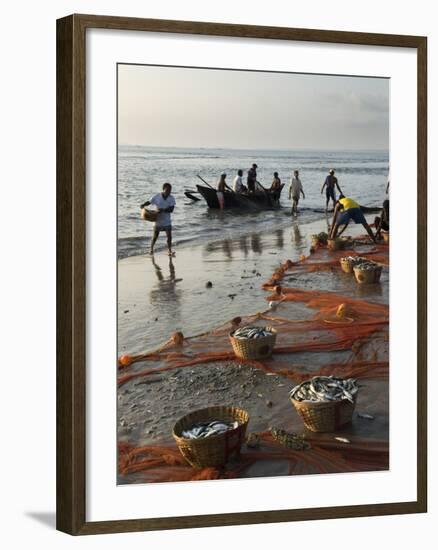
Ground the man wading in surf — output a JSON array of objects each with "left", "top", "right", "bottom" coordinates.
[
  {"left": 321, "top": 169, "right": 343, "bottom": 212},
  {"left": 141, "top": 182, "right": 176, "bottom": 256}
]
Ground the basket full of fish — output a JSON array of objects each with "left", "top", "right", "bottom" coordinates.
[
  {"left": 173, "top": 406, "right": 249, "bottom": 468},
  {"left": 229, "top": 325, "right": 277, "bottom": 360},
  {"left": 289, "top": 376, "right": 359, "bottom": 432},
  {"left": 327, "top": 237, "right": 342, "bottom": 251},
  {"left": 353, "top": 261, "right": 383, "bottom": 284},
  {"left": 339, "top": 256, "right": 368, "bottom": 274}
]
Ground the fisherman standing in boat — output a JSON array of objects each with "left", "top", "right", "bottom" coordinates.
[
  {"left": 247, "top": 163, "right": 258, "bottom": 194},
  {"left": 329, "top": 194, "right": 376, "bottom": 243},
  {"left": 217, "top": 172, "right": 227, "bottom": 209},
  {"left": 321, "top": 169, "right": 343, "bottom": 212},
  {"left": 141, "top": 182, "right": 176, "bottom": 256},
  {"left": 289, "top": 170, "right": 305, "bottom": 216},
  {"left": 233, "top": 169, "right": 246, "bottom": 193}
]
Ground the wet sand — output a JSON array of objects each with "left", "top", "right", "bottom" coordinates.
[
  {"left": 118, "top": 215, "right": 382, "bottom": 354},
  {"left": 117, "top": 214, "right": 389, "bottom": 484}
]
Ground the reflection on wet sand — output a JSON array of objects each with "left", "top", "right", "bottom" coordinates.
[
  {"left": 250, "top": 234, "right": 262, "bottom": 254},
  {"left": 119, "top": 217, "right": 388, "bottom": 355},
  {"left": 291, "top": 224, "right": 303, "bottom": 246},
  {"left": 356, "top": 279, "right": 384, "bottom": 299},
  {"left": 222, "top": 239, "right": 232, "bottom": 260},
  {"left": 149, "top": 257, "right": 183, "bottom": 321},
  {"left": 239, "top": 235, "right": 249, "bottom": 257},
  {"left": 204, "top": 233, "right": 266, "bottom": 257},
  {"left": 275, "top": 229, "right": 284, "bottom": 249}
]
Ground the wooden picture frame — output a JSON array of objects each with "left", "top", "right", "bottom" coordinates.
[{"left": 57, "top": 13, "right": 427, "bottom": 535}]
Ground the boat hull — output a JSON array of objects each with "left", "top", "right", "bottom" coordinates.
[{"left": 196, "top": 184, "right": 283, "bottom": 209}]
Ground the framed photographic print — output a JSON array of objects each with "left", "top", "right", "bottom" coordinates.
[{"left": 56, "top": 14, "right": 427, "bottom": 535}]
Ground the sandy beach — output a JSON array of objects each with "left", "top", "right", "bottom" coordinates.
[
  {"left": 117, "top": 215, "right": 389, "bottom": 484},
  {"left": 118, "top": 216, "right": 387, "bottom": 354}
]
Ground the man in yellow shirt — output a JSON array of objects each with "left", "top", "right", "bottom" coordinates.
[{"left": 329, "top": 194, "right": 376, "bottom": 242}]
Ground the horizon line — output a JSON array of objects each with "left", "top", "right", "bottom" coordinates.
[{"left": 118, "top": 143, "right": 389, "bottom": 153}]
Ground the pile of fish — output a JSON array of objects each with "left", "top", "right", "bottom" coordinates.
[
  {"left": 354, "top": 261, "right": 380, "bottom": 271},
  {"left": 290, "top": 376, "right": 358, "bottom": 404},
  {"left": 232, "top": 326, "right": 273, "bottom": 339},
  {"left": 181, "top": 419, "right": 239, "bottom": 440},
  {"left": 311, "top": 232, "right": 328, "bottom": 245},
  {"left": 341, "top": 256, "right": 367, "bottom": 266}
]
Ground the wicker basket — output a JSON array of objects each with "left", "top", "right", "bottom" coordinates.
[
  {"left": 339, "top": 256, "right": 365, "bottom": 274},
  {"left": 229, "top": 328, "right": 277, "bottom": 360},
  {"left": 310, "top": 235, "right": 320, "bottom": 248},
  {"left": 382, "top": 232, "right": 390, "bottom": 244},
  {"left": 339, "top": 237, "right": 353, "bottom": 250},
  {"left": 340, "top": 257, "right": 355, "bottom": 273},
  {"left": 173, "top": 406, "right": 249, "bottom": 468},
  {"left": 353, "top": 264, "right": 382, "bottom": 284},
  {"left": 140, "top": 208, "right": 158, "bottom": 222},
  {"left": 327, "top": 238, "right": 342, "bottom": 251},
  {"left": 291, "top": 395, "right": 356, "bottom": 432}
]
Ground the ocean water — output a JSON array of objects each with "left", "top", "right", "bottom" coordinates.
[{"left": 118, "top": 145, "right": 389, "bottom": 258}]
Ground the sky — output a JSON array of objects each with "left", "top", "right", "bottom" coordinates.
[{"left": 118, "top": 64, "right": 389, "bottom": 150}]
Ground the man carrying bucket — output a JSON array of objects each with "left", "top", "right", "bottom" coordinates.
[{"left": 141, "top": 182, "right": 176, "bottom": 256}]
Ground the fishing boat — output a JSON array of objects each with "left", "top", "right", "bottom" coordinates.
[{"left": 195, "top": 184, "right": 284, "bottom": 209}]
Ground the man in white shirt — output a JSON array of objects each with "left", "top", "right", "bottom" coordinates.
[
  {"left": 141, "top": 182, "right": 176, "bottom": 256},
  {"left": 233, "top": 169, "right": 245, "bottom": 193},
  {"left": 289, "top": 170, "right": 305, "bottom": 216}
]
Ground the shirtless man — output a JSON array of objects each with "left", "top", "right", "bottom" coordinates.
[{"left": 321, "top": 169, "right": 342, "bottom": 212}]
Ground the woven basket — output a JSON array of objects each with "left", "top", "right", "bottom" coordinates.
[
  {"left": 291, "top": 395, "right": 356, "bottom": 432},
  {"left": 353, "top": 264, "right": 382, "bottom": 284},
  {"left": 173, "top": 406, "right": 249, "bottom": 468},
  {"left": 339, "top": 237, "right": 353, "bottom": 250},
  {"left": 310, "top": 235, "right": 320, "bottom": 248},
  {"left": 229, "top": 329, "right": 277, "bottom": 360},
  {"left": 340, "top": 257, "right": 355, "bottom": 273},
  {"left": 140, "top": 208, "right": 158, "bottom": 222},
  {"left": 382, "top": 232, "right": 390, "bottom": 244},
  {"left": 327, "top": 238, "right": 342, "bottom": 251}
]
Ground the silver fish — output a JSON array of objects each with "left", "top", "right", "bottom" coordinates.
[
  {"left": 233, "top": 326, "right": 273, "bottom": 340},
  {"left": 357, "top": 413, "right": 375, "bottom": 420},
  {"left": 182, "top": 419, "right": 238, "bottom": 440},
  {"left": 334, "top": 437, "right": 351, "bottom": 443},
  {"left": 355, "top": 261, "right": 381, "bottom": 271},
  {"left": 290, "top": 376, "right": 358, "bottom": 403},
  {"left": 341, "top": 256, "right": 367, "bottom": 265}
]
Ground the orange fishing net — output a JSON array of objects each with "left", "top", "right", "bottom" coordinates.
[
  {"left": 119, "top": 431, "right": 388, "bottom": 484},
  {"left": 118, "top": 235, "right": 389, "bottom": 482}
]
